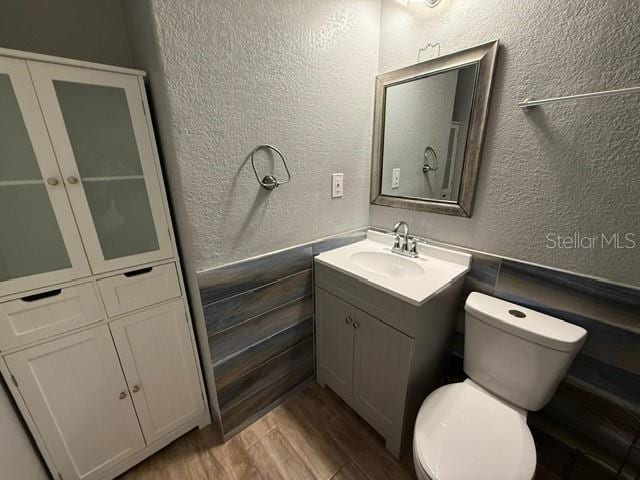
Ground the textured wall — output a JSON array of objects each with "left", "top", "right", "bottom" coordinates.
[
  {"left": 125, "top": 0, "right": 380, "bottom": 271},
  {"left": 372, "top": 0, "right": 640, "bottom": 287},
  {"left": 0, "top": 381, "right": 47, "bottom": 480},
  {"left": 0, "top": 0, "right": 132, "bottom": 66}
]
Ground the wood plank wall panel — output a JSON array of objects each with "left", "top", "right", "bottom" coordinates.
[
  {"left": 208, "top": 297, "right": 313, "bottom": 365},
  {"left": 199, "top": 245, "right": 313, "bottom": 305},
  {"left": 495, "top": 260, "right": 640, "bottom": 377},
  {"left": 203, "top": 269, "right": 312, "bottom": 335},
  {"left": 214, "top": 319, "right": 314, "bottom": 390},
  {"left": 311, "top": 230, "right": 368, "bottom": 256},
  {"left": 198, "top": 229, "right": 366, "bottom": 437},
  {"left": 220, "top": 362, "right": 315, "bottom": 435},
  {"left": 217, "top": 338, "right": 313, "bottom": 410}
]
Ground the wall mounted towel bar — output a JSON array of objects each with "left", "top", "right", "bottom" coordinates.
[
  {"left": 250, "top": 144, "right": 292, "bottom": 190},
  {"left": 519, "top": 86, "right": 640, "bottom": 109}
]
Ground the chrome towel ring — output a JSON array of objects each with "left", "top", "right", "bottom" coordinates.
[
  {"left": 250, "top": 144, "right": 292, "bottom": 191},
  {"left": 423, "top": 146, "right": 439, "bottom": 173}
]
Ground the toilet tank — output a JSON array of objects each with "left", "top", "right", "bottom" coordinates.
[{"left": 463, "top": 293, "right": 587, "bottom": 411}]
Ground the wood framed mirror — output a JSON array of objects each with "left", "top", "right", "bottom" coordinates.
[{"left": 370, "top": 40, "right": 499, "bottom": 217}]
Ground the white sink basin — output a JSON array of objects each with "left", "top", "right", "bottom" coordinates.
[
  {"left": 349, "top": 251, "right": 425, "bottom": 278},
  {"left": 315, "top": 230, "right": 471, "bottom": 305}
]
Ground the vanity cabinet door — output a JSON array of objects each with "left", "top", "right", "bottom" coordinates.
[
  {"left": 315, "top": 288, "right": 355, "bottom": 402},
  {"left": 352, "top": 309, "right": 412, "bottom": 444},
  {"left": 0, "top": 57, "right": 90, "bottom": 296},
  {"left": 27, "top": 61, "right": 173, "bottom": 274},
  {"left": 109, "top": 300, "right": 203, "bottom": 444},
  {"left": 5, "top": 325, "right": 145, "bottom": 480}
]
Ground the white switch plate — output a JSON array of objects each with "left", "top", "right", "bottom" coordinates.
[
  {"left": 392, "top": 168, "right": 400, "bottom": 189},
  {"left": 332, "top": 173, "right": 344, "bottom": 198}
]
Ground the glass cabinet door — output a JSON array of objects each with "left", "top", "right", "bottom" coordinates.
[
  {"left": 0, "top": 57, "right": 90, "bottom": 296},
  {"left": 28, "top": 62, "right": 173, "bottom": 274}
]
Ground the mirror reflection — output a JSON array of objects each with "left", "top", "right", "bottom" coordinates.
[{"left": 380, "top": 63, "right": 477, "bottom": 202}]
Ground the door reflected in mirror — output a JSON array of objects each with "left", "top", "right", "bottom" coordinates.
[{"left": 381, "top": 64, "right": 477, "bottom": 203}]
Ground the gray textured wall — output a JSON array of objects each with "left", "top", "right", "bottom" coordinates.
[
  {"left": 0, "top": 0, "right": 132, "bottom": 66},
  {"left": 0, "top": 381, "right": 47, "bottom": 480},
  {"left": 372, "top": 0, "right": 640, "bottom": 287},
  {"left": 124, "top": 0, "right": 380, "bottom": 272}
]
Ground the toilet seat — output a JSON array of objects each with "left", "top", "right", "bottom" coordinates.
[{"left": 413, "top": 379, "right": 536, "bottom": 480}]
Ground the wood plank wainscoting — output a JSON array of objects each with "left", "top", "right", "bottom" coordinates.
[
  {"left": 197, "top": 229, "right": 367, "bottom": 437},
  {"left": 197, "top": 227, "right": 640, "bottom": 479}
]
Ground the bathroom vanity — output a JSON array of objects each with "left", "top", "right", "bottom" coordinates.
[{"left": 314, "top": 230, "right": 470, "bottom": 457}]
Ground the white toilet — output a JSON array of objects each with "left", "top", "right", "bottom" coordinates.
[{"left": 413, "top": 292, "right": 587, "bottom": 480}]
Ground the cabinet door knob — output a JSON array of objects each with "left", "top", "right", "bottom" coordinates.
[
  {"left": 345, "top": 316, "right": 352, "bottom": 325},
  {"left": 353, "top": 321, "right": 360, "bottom": 329},
  {"left": 118, "top": 391, "right": 127, "bottom": 400},
  {"left": 132, "top": 385, "right": 140, "bottom": 393},
  {"left": 66, "top": 176, "right": 79, "bottom": 184},
  {"left": 46, "top": 177, "right": 59, "bottom": 186}
]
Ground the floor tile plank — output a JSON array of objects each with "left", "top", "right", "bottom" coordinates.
[
  {"left": 270, "top": 394, "right": 348, "bottom": 479},
  {"left": 236, "top": 411, "right": 277, "bottom": 450},
  {"left": 331, "top": 461, "right": 369, "bottom": 480},
  {"left": 327, "top": 409, "right": 416, "bottom": 480},
  {"left": 247, "top": 427, "right": 315, "bottom": 480},
  {"left": 296, "top": 382, "right": 350, "bottom": 428},
  {"left": 190, "top": 427, "right": 261, "bottom": 480},
  {"left": 119, "top": 382, "right": 415, "bottom": 480}
]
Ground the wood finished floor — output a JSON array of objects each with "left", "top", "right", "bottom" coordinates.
[{"left": 119, "top": 381, "right": 416, "bottom": 480}]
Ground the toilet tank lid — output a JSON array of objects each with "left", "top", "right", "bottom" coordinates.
[{"left": 465, "top": 293, "right": 587, "bottom": 352}]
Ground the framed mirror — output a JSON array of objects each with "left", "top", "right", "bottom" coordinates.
[{"left": 370, "top": 40, "right": 499, "bottom": 217}]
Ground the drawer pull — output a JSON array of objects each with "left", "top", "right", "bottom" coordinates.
[
  {"left": 124, "top": 267, "right": 153, "bottom": 278},
  {"left": 21, "top": 289, "right": 62, "bottom": 302}
]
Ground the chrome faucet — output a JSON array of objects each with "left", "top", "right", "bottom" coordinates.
[{"left": 392, "top": 221, "right": 418, "bottom": 257}]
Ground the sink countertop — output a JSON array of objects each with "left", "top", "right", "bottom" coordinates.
[{"left": 314, "top": 230, "right": 471, "bottom": 306}]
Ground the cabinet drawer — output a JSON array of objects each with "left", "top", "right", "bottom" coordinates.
[
  {"left": 0, "top": 283, "right": 104, "bottom": 351},
  {"left": 98, "top": 263, "right": 181, "bottom": 317}
]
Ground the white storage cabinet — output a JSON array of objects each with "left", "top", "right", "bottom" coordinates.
[{"left": 0, "top": 49, "right": 208, "bottom": 480}]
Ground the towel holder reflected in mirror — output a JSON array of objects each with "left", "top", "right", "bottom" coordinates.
[
  {"left": 423, "top": 146, "right": 439, "bottom": 173},
  {"left": 250, "top": 144, "right": 292, "bottom": 191}
]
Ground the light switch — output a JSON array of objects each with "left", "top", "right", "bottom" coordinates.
[
  {"left": 392, "top": 168, "right": 400, "bottom": 189},
  {"left": 332, "top": 173, "right": 344, "bottom": 198}
]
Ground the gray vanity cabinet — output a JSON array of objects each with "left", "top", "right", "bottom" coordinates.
[
  {"left": 315, "top": 288, "right": 355, "bottom": 402},
  {"left": 316, "top": 287, "right": 412, "bottom": 457},
  {"left": 314, "top": 261, "right": 464, "bottom": 458},
  {"left": 352, "top": 309, "right": 412, "bottom": 448}
]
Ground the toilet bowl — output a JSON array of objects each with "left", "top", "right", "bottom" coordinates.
[
  {"left": 413, "top": 293, "right": 587, "bottom": 480},
  {"left": 413, "top": 380, "right": 535, "bottom": 480}
]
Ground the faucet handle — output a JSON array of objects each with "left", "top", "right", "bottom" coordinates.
[
  {"left": 408, "top": 238, "right": 418, "bottom": 254},
  {"left": 393, "top": 234, "right": 401, "bottom": 250}
]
